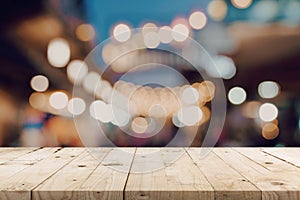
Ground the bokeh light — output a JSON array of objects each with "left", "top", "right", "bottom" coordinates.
[
  {"left": 259, "top": 103, "right": 278, "bottom": 122},
  {"left": 30, "top": 75, "right": 49, "bottom": 92},
  {"left": 258, "top": 81, "right": 280, "bottom": 99},
  {"left": 66, "top": 60, "right": 88, "bottom": 84},
  {"left": 172, "top": 115, "right": 184, "bottom": 128},
  {"left": 75, "top": 24, "right": 95, "bottom": 42},
  {"left": 262, "top": 123, "right": 279, "bottom": 140},
  {"left": 181, "top": 86, "right": 199, "bottom": 105},
  {"left": 47, "top": 38, "right": 71, "bottom": 68},
  {"left": 82, "top": 72, "right": 101, "bottom": 94},
  {"left": 89, "top": 100, "right": 113, "bottom": 123},
  {"left": 143, "top": 31, "right": 160, "bottom": 49},
  {"left": 228, "top": 87, "right": 247, "bottom": 105},
  {"left": 189, "top": 11, "right": 207, "bottom": 30},
  {"left": 95, "top": 80, "right": 113, "bottom": 101},
  {"left": 142, "top": 23, "right": 158, "bottom": 35},
  {"left": 111, "top": 107, "right": 130, "bottom": 127},
  {"left": 177, "top": 106, "right": 203, "bottom": 126},
  {"left": 231, "top": 0, "right": 253, "bottom": 9},
  {"left": 113, "top": 23, "right": 131, "bottom": 42},
  {"left": 148, "top": 104, "right": 167, "bottom": 118},
  {"left": 29, "top": 92, "right": 47, "bottom": 110},
  {"left": 67, "top": 98, "right": 86, "bottom": 115},
  {"left": 207, "top": 0, "right": 228, "bottom": 21},
  {"left": 207, "top": 56, "right": 236, "bottom": 79},
  {"left": 49, "top": 91, "right": 69, "bottom": 110},
  {"left": 5, "top": 0, "right": 299, "bottom": 149},
  {"left": 198, "top": 81, "right": 215, "bottom": 103},
  {"left": 242, "top": 101, "right": 261, "bottom": 118},
  {"left": 158, "top": 26, "right": 173, "bottom": 44},
  {"left": 131, "top": 117, "right": 148, "bottom": 134},
  {"left": 172, "top": 23, "right": 189, "bottom": 42}
]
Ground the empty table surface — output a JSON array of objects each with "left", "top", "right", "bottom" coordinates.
[{"left": 0, "top": 147, "right": 299, "bottom": 200}]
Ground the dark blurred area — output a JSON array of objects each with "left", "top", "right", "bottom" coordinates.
[{"left": 0, "top": 0, "right": 300, "bottom": 147}]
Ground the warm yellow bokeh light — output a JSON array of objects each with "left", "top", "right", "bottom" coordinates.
[
  {"left": 29, "top": 92, "right": 47, "bottom": 110},
  {"left": 198, "top": 81, "right": 215, "bottom": 102},
  {"left": 75, "top": 24, "right": 95, "bottom": 42},
  {"left": 131, "top": 117, "right": 148, "bottom": 134},
  {"left": 262, "top": 123, "right": 279, "bottom": 140},
  {"left": 207, "top": 0, "right": 228, "bottom": 21},
  {"left": 242, "top": 101, "right": 261, "bottom": 118},
  {"left": 142, "top": 23, "right": 158, "bottom": 35},
  {"left": 231, "top": 0, "right": 252, "bottom": 9},
  {"left": 149, "top": 104, "right": 167, "bottom": 118}
]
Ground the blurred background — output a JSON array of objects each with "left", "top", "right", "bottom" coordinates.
[{"left": 0, "top": 0, "right": 300, "bottom": 147}]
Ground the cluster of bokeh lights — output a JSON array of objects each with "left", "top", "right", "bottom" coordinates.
[
  {"left": 28, "top": 0, "right": 288, "bottom": 142},
  {"left": 30, "top": 33, "right": 216, "bottom": 136},
  {"left": 227, "top": 81, "right": 281, "bottom": 140}
]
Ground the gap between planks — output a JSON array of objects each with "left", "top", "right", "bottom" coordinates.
[{"left": 33, "top": 148, "right": 136, "bottom": 200}]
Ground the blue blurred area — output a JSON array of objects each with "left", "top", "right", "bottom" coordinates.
[
  {"left": 84, "top": 0, "right": 208, "bottom": 41},
  {"left": 84, "top": 0, "right": 300, "bottom": 43}
]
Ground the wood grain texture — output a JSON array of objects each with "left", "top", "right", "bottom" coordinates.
[
  {"left": 235, "top": 148, "right": 300, "bottom": 199},
  {"left": 215, "top": 148, "right": 300, "bottom": 200},
  {"left": 0, "top": 148, "right": 299, "bottom": 200},
  {"left": 0, "top": 148, "right": 38, "bottom": 164},
  {"left": 125, "top": 148, "right": 214, "bottom": 200},
  {"left": 262, "top": 148, "right": 300, "bottom": 168},
  {"left": 0, "top": 148, "right": 84, "bottom": 200},
  {"left": 32, "top": 148, "right": 111, "bottom": 200},
  {"left": 0, "top": 148, "right": 58, "bottom": 182},
  {"left": 79, "top": 148, "right": 135, "bottom": 200},
  {"left": 187, "top": 148, "right": 261, "bottom": 200}
]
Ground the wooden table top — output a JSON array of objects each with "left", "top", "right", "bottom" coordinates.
[{"left": 0, "top": 147, "right": 299, "bottom": 200}]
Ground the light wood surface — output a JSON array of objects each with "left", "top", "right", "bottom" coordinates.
[{"left": 0, "top": 147, "right": 299, "bottom": 200}]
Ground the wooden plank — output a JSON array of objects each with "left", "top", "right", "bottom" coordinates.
[
  {"left": 0, "top": 147, "right": 299, "bottom": 200},
  {"left": 11, "top": 148, "right": 60, "bottom": 164},
  {"left": 187, "top": 148, "right": 260, "bottom": 200},
  {"left": 215, "top": 148, "right": 300, "bottom": 200},
  {"left": 0, "top": 148, "right": 59, "bottom": 181},
  {"left": 262, "top": 148, "right": 300, "bottom": 168},
  {"left": 0, "top": 148, "right": 38, "bottom": 164},
  {"left": 79, "top": 148, "right": 136, "bottom": 200},
  {"left": 32, "top": 148, "right": 111, "bottom": 200},
  {"left": 125, "top": 148, "right": 214, "bottom": 200},
  {"left": 236, "top": 148, "right": 300, "bottom": 187},
  {"left": 236, "top": 148, "right": 300, "bottom": 176},
  {"left": 0, "top": 148, "right": 84, "bottom": 200},
  {"left": 0, "top": 148, "right": 36, "bottom": 155}
]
